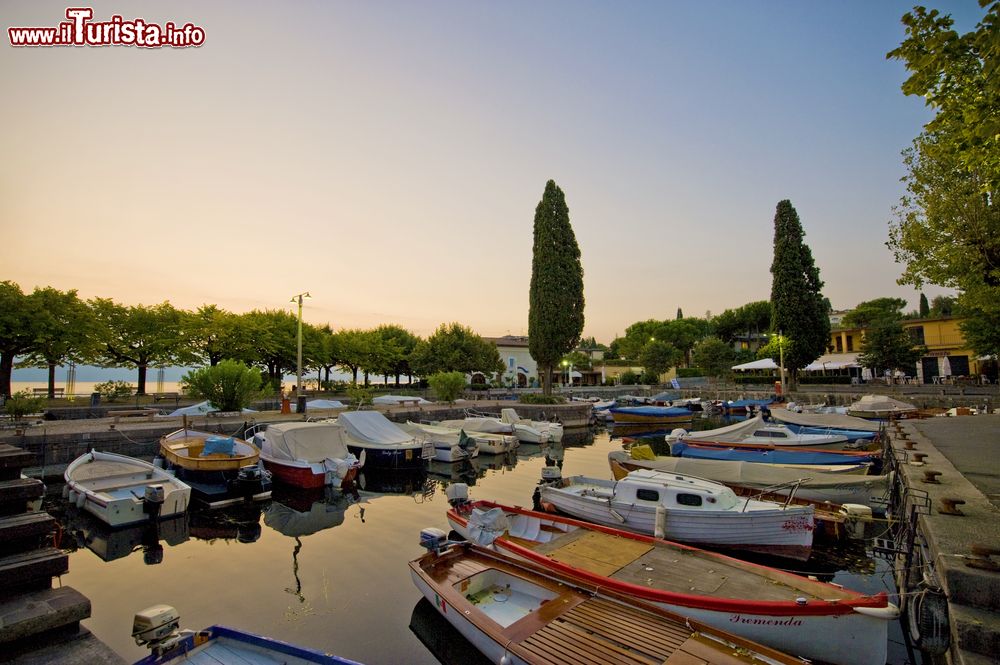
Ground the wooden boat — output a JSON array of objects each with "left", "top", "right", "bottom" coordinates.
[
  {"left": 399, "top": 422, "right": 483, "bottom": 461},
  {"left": 538, "top": 469, "right": 815, "bottom": 560},
  {"left": 64, "top": 450, "right": 191, "bottom": 528},
  {"left": 444, "top": 499, "right": 898, "bottom": 665},
  {"left": 411, "top": 532, "right": 809, "bottom": 665},
  {"left": 670, "top": 441, "right": 879, "bottom": 470},
  {"left": 132, "top": 604, "right": 363, "bottom": 664},
  {"left": 666, "top": 415, "right": 850, "bottom": 447},
  {"left": 608, "top": 449, "right": 889, "bottom": 509},
  {"left": 249, "top": 421, "right": 362, "bottom": 489},
  {"left": 335, "top": 411, "right": 435, "bottom": 469},
  {"left": 158, "top": 428, "right": 271, "bottom": 508},
  {"left": 404, "top": 421, "right": 518, "bottom": 455},
  {"left": 608, "top": 405, "right": 693, "bottom": 424}
]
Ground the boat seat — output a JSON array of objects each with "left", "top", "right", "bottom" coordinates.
[{"left": 89, "top": 478, "right": 165, "bottom": 493}]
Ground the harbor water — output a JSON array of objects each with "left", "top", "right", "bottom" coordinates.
[{"left": 45, "top": 422, "right": 916, "bottom": 665}]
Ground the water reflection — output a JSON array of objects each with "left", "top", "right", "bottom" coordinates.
[
  {"left": 66, "top": 507, "right": 188, "bottom": 564},
  {"left": 188, "top": 502, "right": 263, "bottom": 544},
  {"left": 408, "top": 598, "right": 492, "bottom": 665}
]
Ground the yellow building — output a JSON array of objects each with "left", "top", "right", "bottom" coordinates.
[{"left": 828, "top": 316, "right": 985, "bottom": 384}]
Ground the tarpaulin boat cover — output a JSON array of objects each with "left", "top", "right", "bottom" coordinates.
[
  {"left": 669, "top": 441, "right": 876, "bottom": 466},
  {"left": 337, "top": 411, "right": 415, "bottom": 445},
  {"left": 669, "top": 415, "right": 765, "bottom": 442},
  {"left": 769, "top": 408, "right": 881, "bottom": 432},
  {"left": 261, "top": 422, "right": 352, "bottom": 463},
  {"left": 467, "top": 507, "right": 510, "bottom": 546}
]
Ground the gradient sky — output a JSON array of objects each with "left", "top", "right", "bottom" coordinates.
[{"left": 2, "top": 1, "right": 978, "bottom": 344}]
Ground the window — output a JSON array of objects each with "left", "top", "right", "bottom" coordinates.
[
  {"left": 635, "top": 489, "right": 659, "bottom": 502},
  {"left": 908, "top": 326, "right": 925, "bottom": 345},
  {"left": 677, "top": 494, "right": 703, "bottom": 507},
  {"left": 846, "top": 335, "right": 854, "bottom": 352}
]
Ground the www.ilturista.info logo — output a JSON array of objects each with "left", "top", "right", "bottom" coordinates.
[{"left": 8, "top": 7, "right": 205, "bottom": 48}]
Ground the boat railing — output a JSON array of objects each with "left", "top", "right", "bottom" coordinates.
[{"left": 741, "top": 478, "right": 811, "bottom": 510}]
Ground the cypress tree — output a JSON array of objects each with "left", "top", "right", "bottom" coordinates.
[
  {"left": 919, "top": 293, "right": 930, "bottom": 318},
  {"left": 769, "top": 200, "right": 830, "bottom": 388},
  {"left": 529, "top": 180, "right": 585, "bottom": 395}
]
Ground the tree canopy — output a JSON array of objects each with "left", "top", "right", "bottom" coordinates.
[
  {"left": 857, "top": 320, "right": 926, "bottom": 376},
  {"left": 769, "top": 200, "right": 830, "bottom": 383},
  {"left": 692, "top": 337, "right": 735, "bottom": 379},
  {"left": 842, "top": 297, "right": 908, "bottom": 328},
  {"left": 528, "top": 180, "right": 585, "bottom": 395},
  {"left": 410, "top": 323, "right": 503, "bottom": 377}
]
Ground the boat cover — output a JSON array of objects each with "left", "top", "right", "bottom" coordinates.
[
  {"left": 202, "top": 436, "right": 235, "bottom": 456},
  {"left": 620, "top": 453, "right": 883, "bottom": 492},
  {"left": 610, "top": 406, "right": 692, "bottom": 417},
  {"left": 670, "top": 441, "right": 876, "bottom": 466},
  {"left": 726, "top": 399, "right": 774, "bottom": 409},
  {"left": 848, "top": 395, "right": 917, "bottom": 414},
  {"left": 466, "top": 507, "right": 510, "bottom": 546},
  {"left": 373, "top": 395, "right": 431, "bottom": 405},
  {"left": 769, "top": 408, "right": 881, "bottom": 432},
  {"left": 261, "top": 422, "right": 352, "bottom": 463},
  {"left": 670, "top": 415, "right": 764, "bottom": 442},
  {"left": 337, "top": 411, "right": 414, "bottom": 445}
]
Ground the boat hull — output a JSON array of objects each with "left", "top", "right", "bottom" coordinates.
[
  {"left": 171, "top": 467, "right": 272, "bottom": 509},
  {"left": 671, "top": 441, "right": 878, "bottom": 467},
  {"left": 261, "top": 458, "right": 359, "bottom": 490},
  {"left": 609, "top": 406, "right": 693, "bottom": 424},
  {"left": 346, "top": 443, "right": 430, "bottom": 469},
  {"left": 134, "top": 624, "right": 363, "bottom": 664},
  {"left": 447, "top": 505, "right": 896, "bottom": 665},
  {"left": 539, "top": 486, "right": 814, "bottom": 560}
]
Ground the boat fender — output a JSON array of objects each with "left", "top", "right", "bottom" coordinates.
[
  {"left": 62, "top": 485, "right": 69, "bottom": 499},
  {"left": 76, "top": 492, "right": 86, "bottom": 508},
  {"left": 654, "top": 506, "right": 666, "bottom": 539},
  {"left": 67, "top": 489, "right": 76, "bottom": 503}
]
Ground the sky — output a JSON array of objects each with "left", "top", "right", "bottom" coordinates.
[{"left": 2, "top": 1, "right": 979, "bottom": 345}]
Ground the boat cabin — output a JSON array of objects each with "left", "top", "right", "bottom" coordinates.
[{"left": 608, "top": 470, "right": 740, "bottom": 511}]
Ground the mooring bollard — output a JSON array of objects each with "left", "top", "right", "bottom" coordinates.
[
  {"left": 938, "top": 497, "right": 965, "bottom": 515},
  {"left": 921, "top": 470, "right": 942, "bottom": 484}
]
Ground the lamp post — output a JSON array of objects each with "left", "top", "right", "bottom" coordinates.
[
  {"left": 561, "top": 359, "right": 568, "bottom": 389},
  {"left": 778, "top": 329, "right": 786, "bottom": 397},
  {"left": 291, "top": 292, "right": 311, "bottom": 396}
]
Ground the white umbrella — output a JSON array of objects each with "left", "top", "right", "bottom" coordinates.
[{"left": 941, "top": 356, "right": 952, "bottom": 378}]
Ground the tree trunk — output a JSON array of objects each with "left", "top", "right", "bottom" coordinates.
[
  {"left": 352, "top": 367, "right": 359, "bottom": 384},
  {"left": 48, "top": 362, "right": 57, "bottom": 398},
  {"left": 364, "top": 372, "right": 370, "bottom": 387},
  {"left": 0, "top": 353, "right": 12, "bottom": 397},
  {"left": 394, "top": 373, "right": 400, "bottom": 388},
  {"left": 541, "top": 362, "right": 552, "bottom": 395},
  {"left": 137, "top": 362, "right": 148, "bottom": 395}
]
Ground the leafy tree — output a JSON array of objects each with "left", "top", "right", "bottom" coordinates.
[
  {"left": 857, "top": 321, "right": 926, "bottom": 377},
  {"left": 528, "top": 180, "right": 585, "bottom": 395},
  {"left": 711, "top": 301, "right": 771, "bottom": 344},
  {"left": 959, "top": 307, "right": 1000, "bottom": 358},
  {"left": 410, "top": 323, "right": 503, "bottom": 377},
  {"left": 842, "top": 298, "right": 908, "bottom": 328},
  {"left": 233, "top": 309, "right": 302, "bottom": 391},
  {"left": 427, "top": 371, "right": 466, "bottom": 403},
  {"left": 181, "top": 360, "right": 261, "bottom": 412},
  {"left": 769, "top": 200, "right": 830, "bottom": 387},
  {"left": 91, "top": 299, "right": 193, "bottom": 395},
  {"left": 919, "top": 293, "right": 930, "bottom": 318},
  {"left": 183, "top": 305, "right": 254, "bottom": 366},
  {"left": 929, "top": 295, "right": 958, "bottom": 317},
  {"left": 618, "top": 370, "right": 640, "bottom": 385},
  {"left": 94, "top": 380, "right": 134, "bottom": 402},
  {"left": 692, "top": 338, "right": 736, "bottom": 379},
  {"left": 561, "top": 350, "right": 592, "bottom": 371},
  {"left": 676, "top": 308, "right": 683, "bottom": 320},
  {"left": 0, "top": 282, "right": 38, "bottom": 398},
  {"left": 373, "top": 324, "right": 419, "bottom": 386},
  {"left": 639, "top": 340, "right": 681, "bottom": 380},
  {"left": 18, "top": 287, "right": 99, "bottom": 398},
  {"left": 888, "top": 3, "right": 1000, "bottom": 193}
]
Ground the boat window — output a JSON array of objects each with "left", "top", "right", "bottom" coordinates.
[
  {"left": 635, "top": 488, "right": 659, "bottom": 502},
  {"left": 677, "top": 493, "right": 703, "bottom": 507}
]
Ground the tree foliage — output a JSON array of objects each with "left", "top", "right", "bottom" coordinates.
[
  {"left": 692, "top": 337, "right": 736, "bottom": 379},
  {"left": 711, "top": 301, "right": 772, "bottom": 344},
  {"left": 842, "top": 297, "right": 908, "bottom": 328},
  {"left": 887, "top": 2, "right": 1000, "bottom": 192},
  {"left": 638, "top": 340, "right": 682, "bottom": 379},
  {"left": 919, "top": 293, "right": 930, "bottom": 317},
  {"left": 181, "top": 360, "right": 261, "bottom": 412},
  {"left": 769, "top": 200, "right": 830, "bottom": 384},
  {"left": 427, "top": 371, "right": 466, "bottom": 403},
  {"left": 528, "top": 180, "right": 584, "bottom": 395},
  {"left": 857, "top": 321, "right": 926, "bottom": 375},
  {"left": 410, "top": 323, "right": 503, "bottom": 377},
  {"left": 18, "top": 287, "right": 99, "bottom": 397},
  {"left": 0, "top": 282, "right": 37, "bottom": 397}
]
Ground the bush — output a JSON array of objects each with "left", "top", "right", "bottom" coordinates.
[
  {"left": 618, "top": 370, "right": 641, "bottom": 385},
  {"left": 346, "top": 384, "right": 373, "bottom": 408},
  {"left": 640, "top": 371, "right": 661, "bottom": 385},
  {"left": 181, "top": 361, "right": 262, "bottom": 412},
  {"left": 3, "top": 390, "right": 46, "bottom": 420},
  {"left": 519, "top": 394, "right": 564, "bottom": 405},
  {"left": 469, "top": 383, "right": 490, "bottom": 391},
  {"left": 676, "top": 367, "right": 705, "bottom": 378},
  {"left": 95, "top": 380, "right": 133, "bottom": 402},
  {"left": 427, "top": 371, "right": 467, "bottom": 403}
]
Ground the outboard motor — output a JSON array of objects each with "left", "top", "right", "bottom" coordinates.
[
  {"left": 445, "top": 483, "right": 470, "bottom": 508},
  {"left": 419, "top": 527, "right": 450, "bottom": 554},
  {"left": 132, "top": 605, "right": 186, "bottom": 656},
  {"left": 233, "top": 462, "right": 271, "bottom": 500},
  {"left": 143, "top": 484, "right": 165, "bottom": 520}
]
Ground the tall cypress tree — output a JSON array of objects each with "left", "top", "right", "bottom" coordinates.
[
  {"left": 919, "top": 293, "right": 930, "bottom": 318},
  {"left": 769, "top": 200, "right": 830, "bottom": 388},
  {"left": 529, "top": 180, "right": 585, "bottom": 395}
]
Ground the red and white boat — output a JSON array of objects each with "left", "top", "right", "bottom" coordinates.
[
  {"left": 445, "top": 493, "right": 898, "bottom": 665},
  {"left": 249, "top": 421, "right": 362, "bottom": 490}
]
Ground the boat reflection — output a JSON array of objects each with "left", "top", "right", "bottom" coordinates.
[
  {"left": 561, "top": 428, "right": 595, "bottom": 446},
  {"left": 408, "top": 598, "right": 492, "bottom": 665},
  {"left": 356, "top": 467, "right": 435, "bottom": 498},
  {"left": 66, "top": 506, "right": 188, "bottom": 564},
  {"left": 188, "top": 502, "right": 263, "bottom": 544},
  {"left": 425, "top": 458, "right": 483, "bottom": 485}
]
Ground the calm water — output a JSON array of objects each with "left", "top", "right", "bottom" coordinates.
[{"left": 46, "top": 424, "right": 916, "bottom": 665}]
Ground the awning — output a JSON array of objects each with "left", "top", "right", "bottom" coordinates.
[
  {"left": 731, "top": 358, "right": 778, "bottom": 371},
  {"left": 803, "top": 353, "right": 860, "bottom": 371}
]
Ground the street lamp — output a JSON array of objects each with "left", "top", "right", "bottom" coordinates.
[
  {"left": 778, "top": 330, "right": 786, "bottom": 397},
  {"left": 561, "top": 359, "right": 568, "bottom": 388},
  {"left": 290, "top": 292, "right": 311, "bottom": 395}
]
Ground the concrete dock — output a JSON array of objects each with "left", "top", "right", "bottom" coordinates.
[{"left": 893, "top": 415, "right": 1000, "bottom": 665}]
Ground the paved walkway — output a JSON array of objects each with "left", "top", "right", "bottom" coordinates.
[{"left": 909, "top": 416, "right": 1000, "bottom": 509}]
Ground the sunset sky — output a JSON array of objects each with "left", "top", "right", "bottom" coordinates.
[{"left": 3, "top": 1, "right": 976, "bottom": 344}]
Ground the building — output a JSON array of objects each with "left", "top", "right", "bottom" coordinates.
[{"left": 482, "top": 336, "right": 535, "bottom": 387}]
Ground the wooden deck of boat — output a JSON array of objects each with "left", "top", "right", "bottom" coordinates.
[
  {"left": 523, "top": 527, "right": 852, "bottom": 603},
  {"left": 421, "top": 548, "right": 778, "bottom": 665}
]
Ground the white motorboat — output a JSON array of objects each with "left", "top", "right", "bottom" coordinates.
[
  {"left": 847, "top": 395, "right": 918, "bottom": 419},
  {"left": 402, "top": 421, "right": 516, "bottom": 455},
  {"left": 500, "top": 407, "right": 563, "bottom": 442},
  {"left": 538, "top": 469, "right": 815, "bottom": 560},
  {"left": 248, "top": 421, "right": 362, "bottom": 489},
  {"left": 439, "top": 411, "right": 551, "bottom": 444},
  {"left": 64, "top": 450, "right": 191, "bottom": 528},
  {"left": 666, "top": 415, "right": 849, "bottom": 446},
  {"left": 399, "top": 422, "right": 480, "bottom": 462},
  {"left": 336, "top": 411, "right": 434, "bottom": 469}
]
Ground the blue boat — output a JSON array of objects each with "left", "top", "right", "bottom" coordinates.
[
  {"left": 722, "top": 398, "right": 774, "bottom": 415},
  {"left": 669, "top": 441, "right": 878, "bottom": 466},
  {"left": 608, "top": 406, "right": 693, "bottom": 424}
]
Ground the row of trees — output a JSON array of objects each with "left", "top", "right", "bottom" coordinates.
[{"left": 0, "top": 281, "right": 504, "bottom": 398}]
